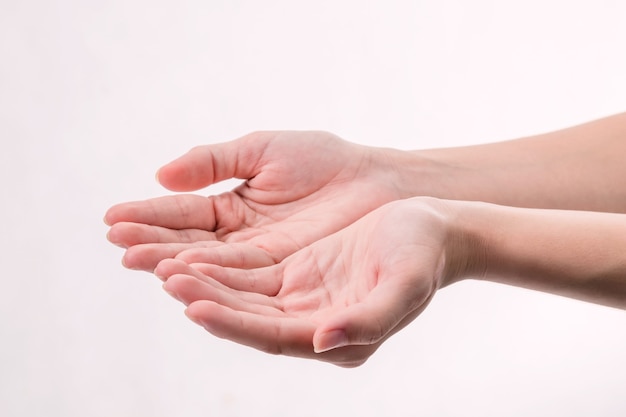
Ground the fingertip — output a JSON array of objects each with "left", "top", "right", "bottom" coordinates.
[
  {"left": 162, "top": 276, "right": 187, "bottom": 302},
  {"left": 121, "top": 249, "right": 145, "bottom": 271},
  {"left": 159, "top": 140, "right": 258, "bottom": 191},
  {"left": 155, "top": 161, "right": 188, "bottom": 191},
  {"left": 313, "top": 329, "right": 348, "bottom": 354},
  {"left": 103, "top": 204, "right": 120, "bottom": 226},
  {"left": 154, "top": 258, "right": 181, "bottom": 280},
  {"left": 103, "top": 203, "right": 141, "bottom": 227},
  {"left": 153, "top": 265, "right": 166, "bottom": 281},
  {"left": 184, "top": 300, "right": 212, "bottom": 328},
  {"left": 162, "top": 283, "right": 178, "bottom": 300},
  {"left": 173, "top": 248, "right": 200, "bottom": 264},
  {"left": 184, "top": 306, "right": 203, "bottom": 327},
  {"left": 105, "top": 225, "right": 127, "bottom": 248},
  {"left": 120, "top": 253, "right": 139, "bottom": 271},
  {"left": 155, "top": 258, "right": 206, "bottom": 283},
  {"left": 105, "top": 227, "right": 116, "bottom": 244}
]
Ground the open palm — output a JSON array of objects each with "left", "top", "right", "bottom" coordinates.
[
  {"left": 106, "top": 131, "right": 404, "bottom": 271},
  {"left": 154, "top": 198, "right": 449, "bottom": 367}
]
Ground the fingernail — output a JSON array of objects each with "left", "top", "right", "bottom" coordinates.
[
  {"left": 106, "top": 230, "right": 125, "bottom": 248},
  {"left": 314, "top": 329, "right": 347, "bottom": 353},
  {"left": 154, "top": 267, "right": 166, "bottom": 281},
  {"left": 185, "top": 309, "right": 211, "bottom": 330},
  {"left": 121, "top": 256, "right": 140, "bottom": 271},
  {"left": 162, "top": 284, "right": 179, "bottom": 300}
]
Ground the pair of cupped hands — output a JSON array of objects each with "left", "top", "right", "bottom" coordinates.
[{"left": 105, "top": 131, "right": 460, "bottom": 367}]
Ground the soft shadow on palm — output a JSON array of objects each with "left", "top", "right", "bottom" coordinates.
[
  {"left": 105, "top": 131, "right": 402, "bottom": 271},
  {"left": 155, "top": 199, "right": 446, "bottom": 367}
]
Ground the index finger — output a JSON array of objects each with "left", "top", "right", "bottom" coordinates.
[{"left": 104, "top": 194, "right": 217, "bottom": 230}]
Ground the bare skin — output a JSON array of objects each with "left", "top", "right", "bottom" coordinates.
[
  {"left": 106, "top": 113, "right": 626, "bottom": 272},
  {"left": 105, "top": 113, "right": 626, "bottom": 366},
  {"left": 409, "top": 112, "right": 626, "bottom": 212},
  {"left": 105, "top": 131, "right": 404, "bottom": 271},
  {"left": 154, "top": 198, "right": 451, "bottom": 367},
  {"left": 154, "top": 197, "right": 626, "bottom": 367}
]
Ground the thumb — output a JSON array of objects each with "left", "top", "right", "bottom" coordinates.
[
  {"left": 156, "top": 132, "right": 274, "bottom": 191},
  {"left": 312, "top": 278, "right": 434, "bottom": 353}
]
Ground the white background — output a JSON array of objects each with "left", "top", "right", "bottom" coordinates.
[{"left": 2, "top": 1, "right": 625, "bottom": 416}]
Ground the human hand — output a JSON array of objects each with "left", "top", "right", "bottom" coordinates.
[
  {"left": 105, "top": 131, "right": 406, "bottom": 271},
  {"left": 154, "top": 197, "right": 462, "bottom": 367}
]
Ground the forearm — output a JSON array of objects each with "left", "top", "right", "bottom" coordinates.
[
  {"left": 385, "top": 112, "right": 626, "bottom": 212},
  {"left": 444, "top": 200, "right": 626, "bottom": 309}
]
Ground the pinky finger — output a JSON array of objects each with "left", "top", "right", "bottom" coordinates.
[
  {"left": 185, "top": 301, "right": 381, "bottom": 367},
  {"left": 185, "top": 300, "right": 315, "bottom": 358}
]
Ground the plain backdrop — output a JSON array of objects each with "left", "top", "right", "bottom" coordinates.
[{"left": 1, "top": 1, "right": 625, "bottom": 416}]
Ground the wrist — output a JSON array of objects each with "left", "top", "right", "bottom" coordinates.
[
  {"left": 394, "top": 197, "right": 489, "bottom": 289},
  {"left": 371, "top": 148, "right": 446, "bottom": 199},
  {"left": 436, "top": 199, "right": 491, "bottom": 288},
  {"left": 371, "top": 146, "right": 474, "bottom": 201}
]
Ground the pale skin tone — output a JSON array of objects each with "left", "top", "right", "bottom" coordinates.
[
  {"left": 106, "top": 131, "right": 403, "bottom": 271},
  {"left": 154, "top": 198, "right": 448, "bottom": 367},
  {"left": 106, "top": 113, "right": 626, "bottom": 367}
]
